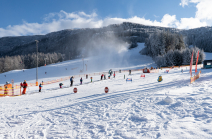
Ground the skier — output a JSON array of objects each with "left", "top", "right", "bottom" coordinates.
[
  {"left": 70, "top": 76, "right": 74, "bottom": 87},
  {"left": 80, "top": 77, "right": 83, "bottom": 85},
  {"left": 108, "top": 69, "right": 111, "bottom": 74},
  {"left": 22, "top": 80, "right": 28, "bottom": 94},
  {"left": 90, "top": 77, "right": 93, "bottom": 82},
  {"left": 101, "top": 74, "right": 104, "bottom": 80},
  {"left": 113, "top": 72, "right": 115, "bottom": 78},
  {"left": 109, "top": 69, "right": 112, "bottom": 76},
  {"left": 181, "top": 69, "right": 183, "bottom": 73},
  {"left": 104, "top": 74, "right": 106, "bottom": 80},
  {"left": 59, "top": 83, "right": 63, "bottom": 88},
  {"left": 157, "top": 76, "right": 163, "bottom": 82},
  {"left": 39, "top": 83, "right": 42, "bottom": 92}
]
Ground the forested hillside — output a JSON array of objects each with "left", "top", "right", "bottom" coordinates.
[
  {"left": 140, "top": 31, "right": 205, "bottom": 67},
  {"left": 0, "top": 22, "right": 211, "bottom": 72}
]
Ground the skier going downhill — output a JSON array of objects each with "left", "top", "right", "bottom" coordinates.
[{"left": 70, "top": 76, "right": 74, "bottom": 87}]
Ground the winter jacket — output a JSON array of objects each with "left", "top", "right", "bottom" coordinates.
[
  {"left": 22, "top": 82, "right": 28, "bottom": 88},
  {"left": 59, "top": 83, "right": 63, "bottom": 86}
]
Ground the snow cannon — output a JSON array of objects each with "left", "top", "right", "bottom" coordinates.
[{"left": 157, "top": 75, "right": 163, "bottom": 82}]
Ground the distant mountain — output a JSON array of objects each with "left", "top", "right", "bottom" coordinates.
[{"left": 0, "top": 22, "right": 211, "bottom": 60}]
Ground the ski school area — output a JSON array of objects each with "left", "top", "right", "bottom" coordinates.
[
  {"left": 0, "top": 43, "right": 212, "bottom": 138},
  {"left": 0, "top": 64, "right": 202, "bottom": 97}
]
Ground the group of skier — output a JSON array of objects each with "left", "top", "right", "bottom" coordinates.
[{"left": 5, "top": 69, "right": 119, "bottom": 95}]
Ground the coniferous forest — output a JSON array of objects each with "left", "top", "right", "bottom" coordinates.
[
  {"left": 140, "top": 31, "right": 205, "bottom": 67},
  {"left": 0, "top": 53, "right": 63, "bottom": 73}
]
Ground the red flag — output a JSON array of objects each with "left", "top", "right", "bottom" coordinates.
[
  {"left": 195, "top": 51, "right": 199, "bottom": 73},
  {"left": 190, "top": 50, "right": 194, "bottom": 77}
]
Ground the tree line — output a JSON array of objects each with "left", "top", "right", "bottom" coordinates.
[
  {"left": 140, "top": 31, "right": 205, "bottom": 67},
  {"left": 0, "top": 52, "right": 63, "bottom": 73}
]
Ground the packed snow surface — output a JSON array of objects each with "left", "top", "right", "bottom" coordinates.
[{"left": 0, "top": 43, "right": 212, "bottom": 139}]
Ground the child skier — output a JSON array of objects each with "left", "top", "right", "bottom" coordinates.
[
  {"left": 39, "top": 83, "right": 42, "bottom": 92},
  {"left": 59, "top": 83, "right": 63, "bottom": 88}
]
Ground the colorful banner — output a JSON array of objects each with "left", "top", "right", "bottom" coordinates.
[
  {"left": 195, "top": 51, "right": 199, "bottom": 73},
  {"left": 190, "top": 70, "right": 201, "bottom": 84},
  {"left": 149, "top": 69, "right": 159, "bottom": 73},
  {"left": 190, "top": 50, "right": 194, "bottom": 77}
]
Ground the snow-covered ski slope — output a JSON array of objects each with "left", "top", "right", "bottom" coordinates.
[{"left": 1, "top": 43, "right": 212, "bottom": 139}]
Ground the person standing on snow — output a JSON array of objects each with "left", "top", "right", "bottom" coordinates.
[
  {"left": 80, "top": 77, "right": 83, "bottom": 85},
  {"left": 39, "top": 83, "right": 42, "bottom": 92},
  {"left": 59, "top": 83, "right": 63, "bottom": 88},
  {"left": 70, "top": 76, "right": 74, "bottom": 87},
  {"left": 113, "top": 71, "right": 115, "bottom": 78},
  {"left": 101, "top": 74, "right": 104, "bottom": 80},
  {"left": 22, "top": 80, "right": 28, "bottom": 94}
]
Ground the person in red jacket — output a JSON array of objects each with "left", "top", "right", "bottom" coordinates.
[{"left": 22, "top": 80, "right": 28, "bottom": 94}]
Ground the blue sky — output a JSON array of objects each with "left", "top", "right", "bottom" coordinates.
[{"left": 0, "top": 0, "right": 211, "bottom": 37}]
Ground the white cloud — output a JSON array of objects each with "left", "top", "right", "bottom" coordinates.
[
  {"left": 180, "top": 0, "right": 212, "bottom": 25},
  {"left": 178, "top": 17, "right": 207, "bottom": 29},
  {"left": 161, "top": 14, "right": 179, "bottom": 27},
  {"left": 1, "top": 1, "right": 212, "bottom": 38},
  {"left": 179, "top": 0, "right": 190, "bottom": 7},
  {"left": 0, "top": 11, "right": 185, "bottom": 37},
  {"left": 180, "top": 0, "right": 200, "bottom": 7},
  {"left": 195, "top": 0, "right": 212, "bottom": 21}
]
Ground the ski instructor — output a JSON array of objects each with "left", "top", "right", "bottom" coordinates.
[{"left": 22, "top": 80, "right": 28, "bottom": 94}]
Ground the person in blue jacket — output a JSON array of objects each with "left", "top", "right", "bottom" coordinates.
[
  {"left": 70, "top": 76, "right": 74, "bottom": 87},
  {"left": 39, "top": 83, "right": 42, "bottom": 92}
]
